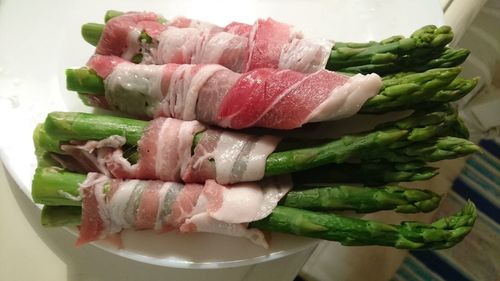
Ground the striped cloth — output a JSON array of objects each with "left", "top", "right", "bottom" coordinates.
[{"left": 392, "top": 140, "right": 500, "bottom": 281}]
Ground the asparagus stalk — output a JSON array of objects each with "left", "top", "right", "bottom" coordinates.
[
  {"left": 361, "top": 136, "right": 481, "bottom": 163},
  {"left": 65, "top": 67, "right": 462, "bottom": 115},
  {"left": 34, "top": 121, "right": 439, "bottom": 184},
  {"left": 328, "top": 26, "right": 454, "bottom": 68},
  {"left": 42, "top": 206, "right": 82, "bottom": 227},
  {"left": 334, "top": 48, "right": 470, "bottom": 75},
  {"left": 251, "top": 203, "right": 476, "bottom": 249},
  {"left": 41, "top": 110, "right": 479, "bottom": 176},
  {"left": 34, "top": 169, "right": 476, "bottom": 250},
  {"left": 32, "top": 167, "right": 441, "bottom": 213},
  {"left": 82, "top": 17, "right": 466, "bottom": 74},
  {"left": 291, "top": 162, "right": 438, "bottom": 185}
]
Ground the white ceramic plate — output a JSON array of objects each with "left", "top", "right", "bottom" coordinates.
[{"left": 0, "top": 0, "right": 443, "bottom": 269}]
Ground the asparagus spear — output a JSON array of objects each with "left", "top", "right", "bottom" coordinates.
[
  {"left": 34, "top": 122, "right": 439, "bottom": 184},
  {"left": 65, "top": 67, "right": 462, "bottom": 116},
  {"left": 419, "top": 76, "right": 479, "bottom": 107},
  {"left": 251, "top": 203, "right": 476, "bottom": 249},
  {"left": 333, "top": 48, "right": 470, "bottom": 75},
  {"left": 32, "top": 167, "right": 441, "bottom": 213},
  {"left": 82, "top": 16, "right": 467, "bottom": 74},
  {"left": 329, "top": 25, "right": 453, "bottom": 63},
  {"left": 40, "top": 110, "right": 479, "bottom": 176},
  {"left": 34, "top": 168, "right": 476, "bottom": 249},
  {"left": 291, "top": 162, "right": 438, "bottom": 185}
]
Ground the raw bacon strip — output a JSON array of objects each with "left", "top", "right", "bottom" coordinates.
[
  {"left": 77, "top": 174, "right": 187, "bottom": 246},
  {"left": 163, "top": 183, "right": 204, "bottom": 230},
  {"left": 203, "top": 176, "right": 292, "bottom": 223},
  {"left": 95, "top": 12, "right": 333, "bottom": 73},
  {"left": 77, "top": 173, "right": 287, "bottom": 248},
  {"left": 153, "top": 26, "right": 248, "bottom": 72},
  {"left": 245, "top": 18, "right": 299, "bottom": 71},
  {"left": 279, "top": 38, "right": 334, "bottom": 73},
  {"left": 76, "top": 173, "right": 109, "bottom": 246},
  {"left": 103, "top": 117, "right": 205, "bottom": 182},
  {"left": 59, "top": 136, "right": 126, "bottom": 176},
  {"left": 182, "top": 129, "right": 281, "bottom": 184},
  {"left": 96, "top": 12, "right": 163, "bottom": 61},
  {"left": 87, "top": 55, "right": 382, "bottom": 130},
  {"left": 217, "top": 69, "right": 382, "bottom": 129},
  {"left": 168, "top": 16, "right": 223, "bottom": 32},
  {"left": 224, "top": 22, "right": 252, "bottom": 37},
  {"left": 87, "top": 55, "right": 127, "bottom": 78}
]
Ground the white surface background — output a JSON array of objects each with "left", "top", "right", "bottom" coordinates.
[{"left": 0, "top": 0, "right": 447, "bottom": 280}]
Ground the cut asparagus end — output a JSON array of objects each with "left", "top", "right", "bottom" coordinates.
[
  {"left": 43, "top": 111, "right": 147, "bottom": 145},
  {"left": 104, "top": 10, "right": 124, "bottom": 22},
  {"left": 66, "top": 68, "right": 105, "bottom": 94},
  {"left": 32, "top": 167, "right": 85, "bottom": 206},
  {"left": 81, "top": 23, "right": 104, "bottom": 46}
]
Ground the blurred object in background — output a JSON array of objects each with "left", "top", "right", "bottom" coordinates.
[{"left": 451, "top": 0, "right": 500, "bottom": 143}]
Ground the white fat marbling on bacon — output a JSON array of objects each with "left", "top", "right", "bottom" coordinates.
[
  {"left": 307, "top": 73, "right": 382, "bottom": 122},
  {"left": 77, "top": 173, "right": 284, "bottom": 248},
  {"left": 154, "top": 182, "right": 178, "bottom": 230},
  {"left": 105, "top": 63, "right": 165, "bottom": 117},
  {"left": 154, "top": 118, "right": 182, "bottom": 181},
  {"left": 211, "top": 131, "right": 249, "bottom": 184},
  {"left": 154, "top": 27, "right": 202, "bottom": 64},
  {"left": 122, "top": 28, "right": 142, "bottom": 61},
  {"left": 98, "top": 13, "right": 334, "bottom": 74},
  {"left": 279, "top": 38, "right": 334, "bottom": 73},
  {"left": 95, "top": 12, "right": 159, "bottom": 59},
  {"left": 192, "top": 32, "right": 247, "bottom": 73},
  {"left": 58, "top": 136, "right": 126, "bottom": 175},
  {"left": 76, "top": 173, "right": 110, "bottom": 246},
  {"left": 165, "top": 64, "right": 226, "bottom": 120},
  {"left": 182, "top": 129, "right": 281, "bottom": 184},
  {"left": 163, "top": 183, "right": 204, "bottom": 230},
  {"left": 180, "top": 213, "right": 269, "bottom": 248},
  {"left": 100, "top": 118, "right": 205, "bottom": 182},
  {"left": 106, "top": 179, "right": 141, "bottom": 232},
  {"left": 203, "top": 176, "right": 291, "bottom": 223},
  {"left": 167, "top": 16, "right": 222, "bottom": 33}
]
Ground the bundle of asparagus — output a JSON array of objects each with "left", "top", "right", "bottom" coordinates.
[
  {"left": 33, "top": 10, "right": 480, "bottom": 250},
  {"left": 34, "top": 105, "right": 479, "bottom": 248}
]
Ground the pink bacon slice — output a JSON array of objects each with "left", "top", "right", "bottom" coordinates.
[
  {"left": 57, "top": 117, "right": 280, "bottom": 184},
  {"left": 76, "top": 173, "right": 291, "bottom": 248},
  {"left": 87, "top": 55, "right": 382, "bottom": 130},
  {"left": 94, "top": 11, "right": 333, "bottom": 73}
]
